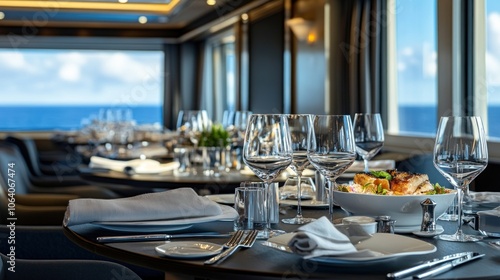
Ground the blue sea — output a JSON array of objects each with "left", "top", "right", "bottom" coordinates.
[
  {"left": 398, "top": 105, "right": 500, "bottom": 138},
  {"left": 1, "top": 105, "right": 499, "bottom": 138},
  {"left": 0, "top": 105, "right": 162, "bottom": 131}
]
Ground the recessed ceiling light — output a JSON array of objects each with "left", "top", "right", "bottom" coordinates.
[
  {"left": 207, "top": 0, "right": 216, "bottom": 6},
  {"left": 0, "top": 12, "right": 5, "bottom": 20},
  {"left": 118, "top": 0, "right": 128, "bottom": 3},
  {"left": 138, "top": 16, "right": 148, "bottom": 24},
  {"left": 241, "top": 13, "right": 248, "bottom": 21}
]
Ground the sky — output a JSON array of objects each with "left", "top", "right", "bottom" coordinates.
[
  {"left": 0, "top": 49, "right": 163, "bottom": 105},
  {"left": 396, "top": 0, "right": 500, "bottom": 105},
  {"left": 1, "top": 1, "right": 500, "bottom": 106}
]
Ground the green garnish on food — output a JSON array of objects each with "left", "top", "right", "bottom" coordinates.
[
  {"left": 376, "top": 184, "right": 388, "bottom": 195},
  {"left": 425, "top": 183, "right": 449, "bottom": 195},
  {"left": 370, "top": 170, "right": 392, "bottom": 181}
]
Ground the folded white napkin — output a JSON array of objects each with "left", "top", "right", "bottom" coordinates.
[
  {"left": 288, "top": 216, "right": 359, "bottom": 259},
  {"left": 64, "top": 188, "right": 224, "bottom": 226},
  {"left": 346, "top": 160, "right": 395, "bottom": 173},
  {"left": 468, "top": 191, "right": 500, "bottom": 203},
  {"left": 89, "top": 156, "right": 179, "bottom": 174}
]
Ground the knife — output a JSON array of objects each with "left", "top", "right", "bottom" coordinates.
[
  {"left": 386, "top": 252, "right": 472, "bottom": 280},
  {"left": 412, "top": 252, "right": 485, "bottom": 279},
  {"left": 96, "top": 232, "right": 231, "bottom": 243}
]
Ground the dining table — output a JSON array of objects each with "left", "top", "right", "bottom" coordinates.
[
  {"left": 63, "top": 201, "right": 500, "bottom": 280},
  {"left": 78, "top": 167, "right": 263, "bottom": 194}
]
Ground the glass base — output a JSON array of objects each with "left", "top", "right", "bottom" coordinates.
[
  {"left": 258, "top": 229, "right": 287, "bottom": 239},
  {"left": 438, "top": 214, "right": 459, "bottom": 221},
  {"left": 281, "top": 216, "right": 316, "bottom": 225},
  {"left": 438, "top": 233, "right": 484, "bottom": 242}
]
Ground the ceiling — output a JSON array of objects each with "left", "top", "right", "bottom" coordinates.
[{"left": 0, "top": 0, "right": 254, "bottom": 29}]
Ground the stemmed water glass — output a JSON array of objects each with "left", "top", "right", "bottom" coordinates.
[
  {"left": 433, "top": 116, "right": 488, "bottom": 242},
  {"left": 307, "top": 115, "right": 357, "bottom": 220},
  {"left": 353, "top": 113, "right": 384, "bottom": 173},
  {"left": 281, "top": 114, "right": 316, "bottom": 225},
  {"left": 243, "top": 114, "right": 293, "bottom": 237}
]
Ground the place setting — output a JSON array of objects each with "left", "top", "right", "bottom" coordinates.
[{"left": 63, "top": 187, "right": 239, "bottom": 233}]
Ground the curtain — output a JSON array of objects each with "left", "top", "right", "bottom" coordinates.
[{"left": 328, "top": 0, "right": 386, "bottom": 115}]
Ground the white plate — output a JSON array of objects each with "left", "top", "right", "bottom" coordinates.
[
  {"left": 205, "top": 194, "right": 234, "bottom": 205},
  {"left": 92, "top": 205, "right": 237, "bottom": 232},
  {"left": 155, "top": 241, "right": 223, "bottom": 259},
  {"left": 262, "top": 232, "right": 436, "bottom": 265},
  {"left": 412, "top": 225, "right": 444, "bottom": 237},
  {"left": 280, "top": 199, "right": 329, "bottom": 208}
]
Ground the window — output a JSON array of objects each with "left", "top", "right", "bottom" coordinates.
[
  {"left": 390, "top": 0, "right": 437, "bottom": 136},
  {"left": 387, "top": 0, "right": 500, "bottom": 161},
  {"left": 201, "top": 30, "right": 237, "bottom": 124},
  {"left": 0, "top": 48, "right": 164, "bottom": 131},
  {"left": 485, "top": 0, "right": 500, "bottom": 139}
]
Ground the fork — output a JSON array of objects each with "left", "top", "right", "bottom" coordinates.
[{"left": 204, "top": 230, "right": 258, "bottom": 265}]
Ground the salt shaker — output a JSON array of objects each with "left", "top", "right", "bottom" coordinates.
[
  {"left": 375, "top": 215, "right": 395, "bottom": 233},
  {"left": 420, "top": 198, "right": 437, "bottom": 232}
]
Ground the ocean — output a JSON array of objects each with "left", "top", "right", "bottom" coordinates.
[
  {"left": 399, "top": 105, "right": 500, "bottom": 138},
  {"left": 1, "top": 105, "right": 499, "bottom": 138},
  {"left": 0, "top": 105, "right": 162, "bottom": 131}
]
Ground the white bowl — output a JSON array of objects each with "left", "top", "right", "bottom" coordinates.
[{"left": 332, "top": 190, "right": 456, "bottom": 227}]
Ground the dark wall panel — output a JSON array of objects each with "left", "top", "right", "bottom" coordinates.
[{"left": 248, "top": 10, "right": 285, "bottom": 114}]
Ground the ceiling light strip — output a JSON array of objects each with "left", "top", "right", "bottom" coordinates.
[{"left": 0, "top": 0, "right": 180, "bottom": 14}]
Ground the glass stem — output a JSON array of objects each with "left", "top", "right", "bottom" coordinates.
[
  {"left": 327, "top": 179, "right": 336, "bottom": 221},
  {"left": 264, "top": 182, "right": 272, "bottom": 235},
  {"left": 363, "top": 158, "right": 369, "bottom": 173},
  {"left": 296, "top": 173, "right": 303, "bottom": 219},
  {"left": 455, "top": 186, "right": 465, "bottom": 238}
]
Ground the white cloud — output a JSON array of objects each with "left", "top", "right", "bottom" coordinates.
[
  {"left": 422, "top": 43, "right": 436, "bottom": 77},
  {"left": 100, "top": 53, "right": 153, "bottom": 84},
  {"left": 56, "top": 52, "right": 86, "bottom": 82},
  {"left": 59, "top": 63, "right": 81, "bottom": 82},
  {"left": 0, "top": 51, "right": 26, "bottom": 69},
  {"left": 487, "top": 12, "right": 500, "bottom": 87}
]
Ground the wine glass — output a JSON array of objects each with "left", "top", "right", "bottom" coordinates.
[
  {"left": 281, "top": 114, "right": 316, "bottom": 225},
  {"left": 307, "top": 115, "right": 357, "bottom": 220},
  {"left": 243, "top": 114, "right": 293, "bottom": 237},
  {"left": 433, "top": 116, "right": 488, "bottom": 242},
  {"left": 353, "top": 113, "right": 384, "bottom": 173}
]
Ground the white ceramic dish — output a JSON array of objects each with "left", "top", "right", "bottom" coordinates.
[
  {"left": 92, "top": 205, "right": 237, "bottom": 232},
  {"left": 332, "top": 190, "right": 456, "bottom": 227},
  {"left": 205, "top": 194, "right": 235, "bottom": 205},
  {"left": 155, "top": 241, "right": 223, "bottom": 259},
  {"left": 262, "top": 232, "right": 436, "bottom": 265}
]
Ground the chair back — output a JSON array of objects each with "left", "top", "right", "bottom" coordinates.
[
  {"left": 396, "top": 153, "right": 449, "bottom": 187},
  {"left": 5, "top": 136, "right": 42, "bottom": 177},
  {"left": 0, "top": 142, "right": 33, "bottom": 195}
]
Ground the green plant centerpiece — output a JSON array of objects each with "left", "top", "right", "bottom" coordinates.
[
  {"left": 198, "top": 124, "right": 230, "bottom": 148},
  {"left": 198, "top": 124, "right": 230, "bottom": 176}
]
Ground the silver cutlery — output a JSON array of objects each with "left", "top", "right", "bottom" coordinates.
[
  {"left": 96, "top": 232, "right": 231, "bottom": 243},
  {"left": 413, "top": 252, "right": 484, "bottom": 279},
  {"left": 488, "top": 241, "right": 500, "bottom": 250},
  {"left": 204, "top": 230, "right": 258, "bottom": 265},
  {"left": 386, "top": 252, "right": 472, "bottom": 280}
]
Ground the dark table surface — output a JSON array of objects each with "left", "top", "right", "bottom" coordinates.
[{"left": 64, "top": 203, "right": 500, "bottom": 280}]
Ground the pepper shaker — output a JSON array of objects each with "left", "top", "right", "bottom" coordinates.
[
  {"left": 375, "top": 215, "right": 395, "bottom": 233},
  {"left": 420, "top": 198, "right": 437, "bottom": 232}
]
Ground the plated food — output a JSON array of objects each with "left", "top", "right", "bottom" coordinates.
[
  {"left": 339, "top": 170, "right": 452, "bottom": 195},
  {"left": 333, "top": 170, "right": 456, "bottom": 229}
]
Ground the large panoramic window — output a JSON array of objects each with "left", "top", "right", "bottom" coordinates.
[
  {"left": 0, "top": 49, "right": 164, "bottom": 131},
  {"left": 393, "top": 0, "right": 438, "bottom": 135},
  {"left": 485, "top": 0, "right": 500, "bottom": 139}
]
